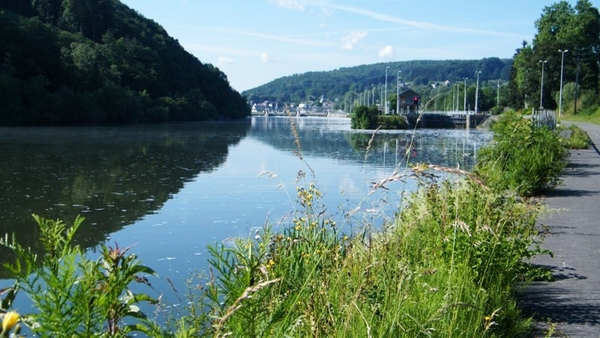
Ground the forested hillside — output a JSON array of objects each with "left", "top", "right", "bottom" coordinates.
[
  {"left": 243, "top": 58, "right": 511, "bottom": 110},
  {"left": 0, "top": 0, "right": 249, "bottom": 126}
]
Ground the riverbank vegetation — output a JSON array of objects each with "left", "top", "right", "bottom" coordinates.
[
  {"left": 475, "top": 111, "right": 567, "bottom": 197},
  {"left": 350, "top": 105, "right": 408, "bottom": 129},
  {"left": 0, "top": 112, "right": 568, "bottom": 337},
  {"left": 563, "top": 124, "right": 592, "bottom": 149}
]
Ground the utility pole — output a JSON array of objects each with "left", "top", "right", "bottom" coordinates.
[
  {"left": 384, "top": 66, "right": 390, "bottom": 114},
  {"left": 539, "top": 60, "right": 548, "bottom": 109},
  {"left": 396, "top": 70, "right": 401, "bottom": 115},
  {"left": 456, "top": 84, "right": 460, "bottom": 111},
  {"left": 496, "top": 79, "right": 500, "bottom": 107},
  {"left": 574, "top": 50, "right": 582, "bottom": 115},
  {"left": 463, "top": 77, "right": 468, "bottom": 113},
  {"left": 558, "top": 49, "right": 568, "bottom": 120},
  {"left": 474, "top": 71, "right": 481, "bottom": 114}
]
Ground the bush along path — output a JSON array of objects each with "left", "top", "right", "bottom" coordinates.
[
  {"left": 518, "top": 122, "right": 600, "bottom": 337},
  {"left": 0, "top": 112, "right": 570, "bottom": 337}
]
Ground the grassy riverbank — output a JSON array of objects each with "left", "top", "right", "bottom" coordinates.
[{"left": 0, "top": 112, "right": 570, "bottom": 337}]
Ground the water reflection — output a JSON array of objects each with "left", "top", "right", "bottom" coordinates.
[
  {"left": 250, "top": 116, "right": 487, "bottom": 171},
  {"left": 0, "top": 117, "right": 489, "bottom": 283},
  {"left": 0, "top": 122, "right": 250, "bottom": 268}
]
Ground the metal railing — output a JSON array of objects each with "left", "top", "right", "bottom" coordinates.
[{"left": 532, "top": 109, "right": 556, "bottom": 129}]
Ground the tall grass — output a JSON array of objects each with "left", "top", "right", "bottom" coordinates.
[
  {"left": 170, "top": 176, "right": 544, "bottom": 337},
  {"left": 475, "top": 111, "right": 567, "bottom": 196}
]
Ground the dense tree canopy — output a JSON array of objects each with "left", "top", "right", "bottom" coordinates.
[
  {"left": 0, "top": 0, "right": 249, "bottom": 125},
  {"left": 508, "top": 0, "right": 600, "bottom": 111}
]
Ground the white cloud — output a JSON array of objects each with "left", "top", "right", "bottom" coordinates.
[
  {"left": 341, "top": 30, "right": 368, "bottom": 50},
  {"left": 221, "top": 28, "right": 334, "bottom": 47},
  {"left": 217, "top": 56, "right": 234, "bottom": 65},
  {"left": 270, "top": 0, "right": 304, "bottom": 11},
  {"left": 325, "top": 3, "right": 524, "bottom": 38},
  {"left": 378, "top": 45, "right": 394, "bottom": 59},
  {"left": 261, "top": 52, "right": 270, "bottom": 63}
]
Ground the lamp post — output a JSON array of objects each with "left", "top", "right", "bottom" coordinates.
[
  {"left": 455, "top": 84, "right": 459, "bottom": 111},
  {"left": 463, "top": 77, "right": 468, "bottom": 113},
  {"left": 558, "top": 50, "right": 568, "bottom": 120},
  {"left": 497, "top": 79, "right": 500, "bottom": 106},
  {"left": 384, "top": 66, "right": 390, "bottom": 114},
  {"left": 474, "top": 71, "right": 481, "bottom": 114},
  {"left": 396, "top": 69, "right": 401, "bottom": 115},
  {"left": 539, "top": 60, "right": 548, "bottom": 109}
]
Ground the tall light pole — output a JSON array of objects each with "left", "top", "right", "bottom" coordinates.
[
  {"left": 539, "top": 60, "right": 548, "bottom": 109},
  {"left": 474, "top": 71, "right": 481, "bottom": 114},
  {"left": 396, "top": 69, "right": 401, "bottom": 115},
  {"left": 463, "top": 77, "right": 468, "bottom": 113},
  {"left": 456, "top": 84, "right": 460, "bottom": 111},
  {"left": 452, "top": 84, "right": 456, "bottom": 111},
  {"left": 558, "top": 50, "right": 568, "bottom": 119},
  {"left": 384, "top": 66, "right": 390, "bottom": 114},
  {"left": 497, "top": 79, "right": 500, "bottom": 107}
]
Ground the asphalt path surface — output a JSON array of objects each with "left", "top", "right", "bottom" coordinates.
[{"left": 519, "top": 122, "right": 600, "bottom": 337}]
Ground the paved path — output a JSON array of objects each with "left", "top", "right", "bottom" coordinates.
[{"left": 519, "top": 122, "right": 600, "bottom": 337}]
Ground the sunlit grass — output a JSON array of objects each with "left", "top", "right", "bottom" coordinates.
[{"left": 560, "top": 106, "right": 600, "bottom": 125}]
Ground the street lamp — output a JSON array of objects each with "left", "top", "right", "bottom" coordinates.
[
  {"left": 385, "top": 66, "right": 390, "bottom": 114},
  {"left": 396, "top": 70, "right": 401, "bottom": 115},
  {"left": 539, "top": 60, "right": 548, "bottom": 109},
  {"left": 463, "top": 77, "right": 468, "bottom": 113},
  {"left": 558, "top": 50, "right": 568, "bottom": 119},
  {"left": 474, "top": 71, "right": 481, "bottom": 114},
  {"left": 497, "top": 79, "right": 500, "bottom": 106},
  {"left": 455, "top": 84, "right": 459, "bottom": 111}
]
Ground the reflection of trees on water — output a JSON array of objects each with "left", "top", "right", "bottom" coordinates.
[
  {"left": 250, "top": 116, "right": 489, "bottom": 170},
  {"left": 0, "top": 121, "right": 250, "bottom": 274}
]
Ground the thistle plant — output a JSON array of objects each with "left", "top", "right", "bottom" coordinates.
[{"left": 0, "top": 215, "right": 159, "bottom": 337}]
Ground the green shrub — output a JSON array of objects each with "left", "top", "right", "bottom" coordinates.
[
  {"left": 351, "top": 105, "right": 380, "bottom": 129},
  {"left": 490, "top": 106, "right": 504, "bottom": 115},
  {"left": 475, "top": 111, "right": 567, "bottom": 196},
  {"left": 564, "top": 124, "right": 590, "bottom": 149},
  {"left": 378, "top": 114, "right": 408, "bottom": 129}
]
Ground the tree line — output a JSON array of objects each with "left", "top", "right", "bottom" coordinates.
[
  {"left": 243, "top": 58, "right": 511, "bottom": 113},
  {"left": 508, "top": 0, "right": 600, "bottom": 113},
  {"left": 0, "top": 0, "right": 249, "bottom": 126}
]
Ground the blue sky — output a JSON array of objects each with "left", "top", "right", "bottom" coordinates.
[{"left": 119, "top": 0, "right": 597, "bottom": 92}]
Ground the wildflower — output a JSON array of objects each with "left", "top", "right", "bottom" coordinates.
[
  {"left": 266, "top": 259, "right": 275, "bottom": 269},
  {"left": 295, "top": 225, "right": 302, "bottom": 231},
  {"left": 2, "top": 311, "right": 20, "bottom": 333}
]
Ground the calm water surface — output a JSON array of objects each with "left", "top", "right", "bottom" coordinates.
[{"left": 0, "top": 116, "right": 490, "bottom": 307}]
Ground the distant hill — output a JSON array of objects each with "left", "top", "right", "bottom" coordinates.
[
  {"left": 242, "top": 58, "right": 512, "bottom": 109},
  {"left": 0, "top": 0, "right": 249, "bottom": 126}
]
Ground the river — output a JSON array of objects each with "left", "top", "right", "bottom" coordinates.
[{"left": 0, "top": 116, "right": 491, "bottom": 310}]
